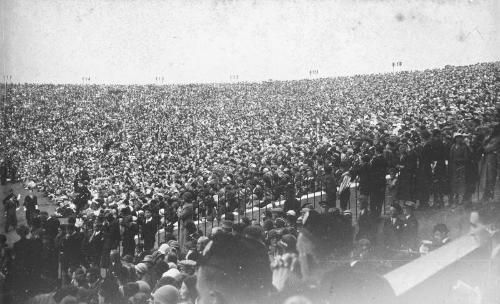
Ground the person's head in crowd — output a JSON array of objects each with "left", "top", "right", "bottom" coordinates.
[
  {"left": 389, "top": 203, "right": 402, "bottom": 218},
  {"left": 129, "top": 292, "right": 150, "bottom": 304},
  {"left": 432, "top": 223, "right": 450, "bottom": 247},
  {"left": 453, "top": 132, "right": 465, "bottom": 144},
  {"left": 152, "top": 260, "right": 170, "bottom": 279},
  {"left": 275, "top": 217, "right": 286, "bottom": 229},
  {"left": 135, "top": 263, "right": 148, "bottom": 279},
  {"left": 402, "top": 201, "right": 416, "bottom": 216},
  {"left": 225, "top": 213, "right": 235, "bottom": 222},
  {"left": 153, "top": 285, "right": 179, "bottom": 304},
  {"left": 121, "top": 281, "right": 140, "bottom": 298},
  {"left": 432, "top": 128, "right": 442, "bottom": 141},
  {"left": 196, "top": 236, "right": 210, "bottom": 253},
  {"left": 232, "top": 222, "right": 246, "bottom": 238},
  {"left": 263, "top": 210, "right": 273, "bottom": 222},
  {"left": 240, "top": 217, "right": 251, "bottom": 227},
  {"left": 210, "top": 226, "right": 224, "bottom": 238},
  {"left": 154, "top": 276, "right": 176, "bottom": 293},
  {"left": 196, "top": 233, "right": 273, "bottom": 304},
  {"left": 166, "top": 252, "right": 178, "bottom": 265},
  {"left": 136, "top": 280, "right": 152, "bottom": 294},
  {"left": 469, "top": 206, "right": 500, "bottom": 247},
  {"left": 277, "top": 234, "right": 297, "bottom": 255},
  {"left": 353, "top": 239, "right": 372, "bottom": 260},
  {"left": 141, "top": 254, "right": 154, "bottom": 266},
  {"left": 71, "top": 267, "right": 88, "bottom": 288},
  {"left": 263, "top": 219, "right": 274, "bottom": 232},
  {"left": 343, "top": 209, "right": 352, "bottom": 221},
  {"left": 59, "top": 295, "right": 78, "bottom": 304},
  {"left": 145, "top": 209, "right": 152, "bottom": 220},
  {"left": 185, "top": 221, "right": 198, "bottom": 235},
  {"left": 179, "top": 275, "right": 198, "bottom": 304},
  {"left": 221, "top": 220, "right": 233, "bottom": 233},
  {"left": 420, "top": 129, "right": 431, "bottom": 142},
  {"left": 267, "top": 228, "right": 282, "bottom": 247},
  {"left": 178, "top": 260, "right": 197, "bottom": 276},
  {"left": 162, "top": 268, "right": 183, "bottom": 288},
  {"left": 319, "top": 201, "right": 329, "bottom": 213},
  {"left": 243, "top": 225, "right": 265, "bottom": 243},
  {"left": 16, "top": 225, "right": 29, "bottom": 239}
]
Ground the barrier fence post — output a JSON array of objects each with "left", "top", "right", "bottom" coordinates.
[
  {"left": 383, "top": 182, "right": 387, "bottom": 216},
  {"left": 249, "top": 188, "right": 253, "bottom": 221},
  {"left": 313, "top": 178, "right": 316, "bottom": 208},
  {"left": 204, "top": 198, "right": 207, "bottom": 236},
  {"left": 306, "top": 180, "right": 308, "bottom": 209},
  {"left": 224, "top": 191, "right": 228, "bottom": 223},
  {"left": 354, "top": 180, "right": 358, "bottom": 221},
  {"left": 258, "top": 189, "right": 261, "bottom": 224},
  {"left": 237, "top": 190, "right": 240, "bottom": 222},
  {"left": 319, "top": 177, "right": 323, "bottom": 206}
]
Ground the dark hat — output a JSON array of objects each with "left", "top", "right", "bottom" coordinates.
[
  {"left": 433, "top": 223, "right": 449, "bottom": 234},
  {"left": 403, "top": 201, "right": 416, "bottom": 209},
  {"left": 198, "top": 233, "right": 271, "bottom": 292},
  {"left": 178, "top": 260, "right": 197, "bottom": 274},
  {"left": 221, "top": 220, "right": 233, "bottom": 231},
  {"left": 141, "top": 255, "right": 154, "bottom": 264}
]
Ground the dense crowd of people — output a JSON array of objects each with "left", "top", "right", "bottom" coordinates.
[{"left": 0, "top": 61, "right": 499, "bottom": 303}]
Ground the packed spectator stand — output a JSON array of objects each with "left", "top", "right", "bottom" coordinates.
[{"left": 0, "top": 62, "right": 499, "bottom": 304}]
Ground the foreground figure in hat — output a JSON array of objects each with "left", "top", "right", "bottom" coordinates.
[
  {"left": 273, "top": 209, "right": 396, "bottom": 304},
  {"left": 196, "top": 232, "right": 274, "bottom": 304}
]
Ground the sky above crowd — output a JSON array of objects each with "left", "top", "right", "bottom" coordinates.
[{"left": 2, "top": 0, "right": 499, "bottom": 85}]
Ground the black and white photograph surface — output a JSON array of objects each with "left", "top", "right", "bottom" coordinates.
[{"left": 1, "top": 0, "right": 499, "bottom": 303}]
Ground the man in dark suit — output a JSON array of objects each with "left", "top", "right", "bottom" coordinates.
[
  {"left": 369, "top": 146, "right": 388, "bottom": 219},
  {"left": 23, "top": 189, "right": 38, "bottom": 227},
  {"left": 415, "top": 130, "right": 433, "bottom": 209},
  {"left": 62, "top": 223, "right": 84, "bottom": 270},
  {"left": 355, "top": 195, "right": 375, "bottom": 243},
  {"left": 430, "top": 129, "right": 449, "bottom": 208},
  {"left": 382, "top": 203, "right": 404, "bottom": 252},
  {"left": 121, "top": 215, "right": 139, "bottom": 257},
  {"left": 141, "top": 208, "right": 157, "bottom": 252},
  {"left": 85, "top": 222, "right": 104, "bottom": 267},
  {"left": 401, "top": 201, "right": 419, "bottom": 250},
  {"left": 12, "top": 226, "right": 33, "bottom": 301},
  {"left": 41, "top": 211, "right": 60, "bottom": 240},
  {"left": 3, "top": 190, "right": 19, "bottom": 232}
]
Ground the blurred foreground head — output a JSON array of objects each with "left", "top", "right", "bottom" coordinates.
[
  {"left": 196, "top": 233, "right": 273, "bottom": 304},
  {"left": 469, "top": 206, "right": 500, "bottom": 247}
]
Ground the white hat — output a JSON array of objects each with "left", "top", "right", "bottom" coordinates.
[
  {"left": 162, "top": 268, "right": 182, "bottom": 280},
  {"left": 286, "top": 210, "right": 296, "bottom": 217},
  {"left": 158, "top": 243, "right": 170, "bottom": 255}
]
